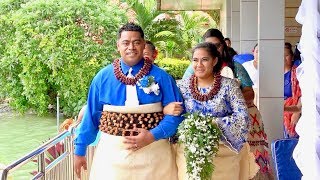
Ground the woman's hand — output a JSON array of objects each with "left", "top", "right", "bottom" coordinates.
[
  {"left": 163, "top": 102, "right": 183, "bottom": 116},
  {"left": 290, "top": 112, "right": 301, "bottom": 126}
]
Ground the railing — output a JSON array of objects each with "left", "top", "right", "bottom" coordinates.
[{"left": 1, "top": 126, "right": 96, "bottom": 180}]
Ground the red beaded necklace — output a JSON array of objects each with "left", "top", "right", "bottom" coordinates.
[
  {"left": 113, "top": 58, "right": 152, "bottom": 85},
  {"left": 189, "top": 73, "right": 222, "bottom": 101}
]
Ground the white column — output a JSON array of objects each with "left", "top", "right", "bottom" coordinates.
[
  {"left": 240, "top": 0, "right": 258, "bottom": 53},
  {"left": 231, "top": 0, "right": 240, "bottom": 51},
  {"left": 225, "top": 0, "right": 232, "bottom": 38},
  {"left": 219, "top": 0, "right": 228, "bottom": 36},
  {"left": 258, "top": 0, "right": 284, "bottom": 148}
]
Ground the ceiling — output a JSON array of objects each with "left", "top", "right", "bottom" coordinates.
[{"left": 157, "top": 0, "right": 224, "bottom": 11}]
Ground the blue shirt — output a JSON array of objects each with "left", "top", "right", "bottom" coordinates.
[
  {"left": 284, "top": 70, "right": 292, "bottom": 100},
  {"left": 74, "top": 59, "right": 184, "bottom": 156}
]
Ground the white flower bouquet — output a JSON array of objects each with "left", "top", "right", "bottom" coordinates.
[{"left": 177, "top": 112, "right": 221, "bottom": 180}]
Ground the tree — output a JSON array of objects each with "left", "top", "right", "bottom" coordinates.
[
  {"left": 126, "top": 0, "right": 183, "bottom": 57},
  {"left": 0, "top": 0, "right": 127, "bottom": 116},
  {"left": 125, "top": 0, "right": 218, "bottom": 59}
]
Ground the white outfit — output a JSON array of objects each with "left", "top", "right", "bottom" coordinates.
[
  {"left": 242, "top": 60, "right": 258, "bottom": 89},
  {"left": 293, "top": 0, "right": 320, "bottom": 179},
  {"left": 242, "top": 60, "right": 259, "bottom": 105},
  {"left": 89, "top": 103, "right": 178, "bottom": 180},
  {"left": 220, "top": 66, "right": 234, "bottom": 79}
]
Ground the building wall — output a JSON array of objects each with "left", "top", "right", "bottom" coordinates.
[{"left": 285, "top": 0, "right": 302, "bottom": 46}]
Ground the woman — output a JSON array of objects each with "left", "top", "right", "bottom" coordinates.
[
  {"left": 242, "top": 44, "right": 259, "bottom": 105},
  {"left": 284, "top": 45, "right": 301, "bottom": 138},
  {"left": 168, "top": 42, "right": 259, "bottom": 179},
  {"left": 181, "top": 29, "right": 273, "bottom": 179}
]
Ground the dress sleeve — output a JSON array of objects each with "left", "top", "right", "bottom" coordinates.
[
  {"left": 234, "top": 62, "right": 253, "bottom": 89},
  {"left": 214, "top": 79, "right": 250, "bottom": 152},
  {"left": 221, "top": 66, "right": 235, "bottom": 79},
  {"left": 182, "top": 64, "right": 194, "bottom": 79}
]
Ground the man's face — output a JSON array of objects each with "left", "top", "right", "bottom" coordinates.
[{"left": 117, "top": 31, "right": 145, "bottom": 66}]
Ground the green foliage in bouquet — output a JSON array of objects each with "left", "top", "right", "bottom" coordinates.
[
  {"left": 177, "top": 112, "right": 222, "bottom": 180},
  {"left": 0, "top": 0, "right": 127, "bottom": 116}
]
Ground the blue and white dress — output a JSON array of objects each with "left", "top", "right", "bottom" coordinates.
[{"left": 174, "top": 77, "right": 259, "bottom": 180}]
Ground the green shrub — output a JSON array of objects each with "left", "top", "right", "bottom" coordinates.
[
  {"left": 0, "top": 0, "right": 127, "bottom": 116},
  {"left": 155, "top": 58, "right": 190, "bottom": 80}
]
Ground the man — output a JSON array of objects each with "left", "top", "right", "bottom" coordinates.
[{"left": 74, "top": 23, "right": 184, "bottom": 180}]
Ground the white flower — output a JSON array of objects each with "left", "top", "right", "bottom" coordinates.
[
  {"left": 177, "top": 112, "right": 221, "bottom": 180},
  {"left": 149, "top": 82, "right": 160, "bottom": 95},
  {"left": 189, "top": 145, "right": 197, "bottom": 153},
  {"left": 137, "top": 76, "right": 160, "bottom": 95},
  {"left": 142, "top": 87, "right": 151, "bottom": 94}
]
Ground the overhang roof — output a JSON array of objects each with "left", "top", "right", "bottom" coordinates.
[{"left": 157, "top": 0, "right": 224, "bottom": 10}]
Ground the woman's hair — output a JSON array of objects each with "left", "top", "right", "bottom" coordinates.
[
  {"left": 285, "top": 46, "right": 294, "bottom": 57},
  {"left": 202, "top": 28, "right": 235, "bottom": 73},
  {"left": 227, "top": 47, "right": 238, "bottom": 59},
  {"left": 192, "top": 42, "right": 222, "bottom": 73},
  {"left": 293, "top": 43, "right": 301, "bottom": 60},
  {"left": 285, "top": 42, "right": 292, "bottom": 50}
]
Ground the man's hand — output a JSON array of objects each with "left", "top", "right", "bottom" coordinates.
[
  {"left": 123, "top": 128, "right": 155, "bottom": 151},
  {"left": 163, "top": 102, "right": 183, "bottom": 116},
  {"left": 74, "top": 155, "right": 87, "bottom": 179}
]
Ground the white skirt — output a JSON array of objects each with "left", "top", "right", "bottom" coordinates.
[
  {"left": 89, "top": 133, "right": 178, "bottom": 180},
  {"left": 174, "top": 142, "right": 259, "bottom": 180}
]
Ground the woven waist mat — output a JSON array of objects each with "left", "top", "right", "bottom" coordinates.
[{"left": 99, "top": 111, "right": 164, "bottom": 136}]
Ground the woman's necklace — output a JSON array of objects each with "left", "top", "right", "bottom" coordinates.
[
  {"left": 113, "top": 58, "right": 152, "bottom": 85},
  {"left": 189, "top": 73, "right": 222, "bottom": 101}
]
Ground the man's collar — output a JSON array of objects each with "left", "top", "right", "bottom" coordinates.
[{"left": 120, "top": 58, "right": 144, "bottom": 75}]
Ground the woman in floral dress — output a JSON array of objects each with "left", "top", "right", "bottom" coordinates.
[
  {"left": 167, "top": 42, "right": 259, "bottom": 180},
  {"left": 182, "top": 29, "right": 274, "bottom": 180}
]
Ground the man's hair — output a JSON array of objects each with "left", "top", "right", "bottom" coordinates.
[
  {"left": 253, "top": 43, "right": 258, "bottom": 49},
  {"left": 145, "top": 40, "right": 156, "bottom": 51},
  {"left": 224, "top": 37, "right": 231, "bottom": 42},
  {"left": 118, "top": 22, "right": 144, "bottom": 39}
]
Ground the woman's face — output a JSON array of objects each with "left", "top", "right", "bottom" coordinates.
[
  {"left": 192, "top": 48, "right": 218, "bottom": 79},
  {"left": 253, "top": 46, "right": 259, "bottom": 61},
  {"left": 284, "top": 48, "right": 293, "bottom": 67},
  {"left": 205, "top": 37, "right": 223, "bottom": 55}
]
